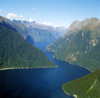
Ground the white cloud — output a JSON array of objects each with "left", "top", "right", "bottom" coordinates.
[
  {"left": 0, "top": 10, "right": 1, "bottom": 14},
  {"left": 39, "top": 22, "right": 59, "bottom": 27},
  {"left": 6, "top": 13, "right": 24, "bottom": 20},
  {"left": 19, "top": 15, "right": 23, "bottom": 18},
  {"left": 53, "top": 25, "right": 58, "bottom": 28},
  {"left": 6, "top": 13, "right": 18, "bottom": 19},
  {"left": 32, "top": 8, "right": 37, "bottom": 11},
  {"left": 42, "top": 22, "right": 52, "bottom": 26},
  {"left": 28, "top": 18, "right": 34, "bottom": 22}
]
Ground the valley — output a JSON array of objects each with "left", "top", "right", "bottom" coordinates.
[
  {"left": 0, "top": 15, "right": 100, "bottom": 98},
  {"left": 0, "top": 42, "right": 90, "bottom": 98},
  {"left": 0, "top": 0, "right": 100, "bottom": 97}
]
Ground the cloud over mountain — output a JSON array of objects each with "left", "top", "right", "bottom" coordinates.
[
  {"left": 28, "top": 18, "right": 34, "bottom": 22},
  {"left": 6, "top": 13, "right": 23, "bottom": 20},
  {"left": 6, "top": 13, "right": 18, "bottom": 19},
  {"left": 42, "top": 22, "right": 52, "bottom": 26}
]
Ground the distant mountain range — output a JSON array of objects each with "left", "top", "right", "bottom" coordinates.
[
  {"left": 5, "top": 18, "right": 67, "bottom": 43},
  {"left": 0, "top": 16, "right": 57, "bottom": 69}
]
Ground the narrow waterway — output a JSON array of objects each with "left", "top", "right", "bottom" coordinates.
[{"left": 0, "top": 42, "right": 90, "bottom": 98}]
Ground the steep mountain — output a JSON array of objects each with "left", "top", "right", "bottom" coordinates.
[
  {"left": 26, "top": 27, "right": 59, "bottom": 42},
  {"left": 26, "top": 35, "right": 34, "bottom": 45},
  {"left": 0, "top": 16, "right": 16, "bottom": 32},
  {"left": 76, "top": 39, "right": 100, "bottom": 72},
  {"left": 62, "top": 69, "right": 100, "bottom": 98},
  {"left": 12, "top": 22, "right": 28, "bottom": 39},
  {"left": 0, "top": 16, "right": 57, "bottom": 69},
  {"left": 53, "top": 18, "right": 100, "bottom": 72},
  {"left": 12, "top": 19, "right": 66, "bottom": 34},
  {"left": 12, "top": 19, "right": 67, "bottom": 42},
  {"left": 46, "top": 17, "right": 99, "bottom": 52},
  {"left": 5, "top": 18, "right": 34, "bottom": 44}
]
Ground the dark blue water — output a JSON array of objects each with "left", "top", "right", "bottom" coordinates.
[{"left": 0, "top": 42, "right": 90, "bottom": 98}]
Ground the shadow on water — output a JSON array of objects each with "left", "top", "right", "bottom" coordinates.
[{"left": 0, "top": 42, "right": 90, "bottom": 98}]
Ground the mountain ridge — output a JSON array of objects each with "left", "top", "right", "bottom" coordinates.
[
  {"left": 46, "top": 17, "right": 100, "bottom": 72},
  {"left": 0, "top": 16, "right": 57, "bottom": 69},
  {"left": 11, "top": 19, "right": 67, "bottom": 42},
  {"left": 46, "top": 17, "right": 99, "bottom": 52}
]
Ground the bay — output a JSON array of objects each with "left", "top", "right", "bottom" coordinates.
[{"left": 0, "top": 42, "right": 90, "bottom": 98}]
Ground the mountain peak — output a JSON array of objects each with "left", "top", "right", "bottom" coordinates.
[
  {"left": 0, "top": 16, "right": 7, "bottom": 23},
  {"left": 68, "top": 17, "right": 100, "bottom": 32},
  {"left": 46, "top": 17, "right": 100, "bottom": 53},
  {"left": 0, "top": 16, "right": 16, "bottom": 32},
  {"left": 91, "top": 17, "right": 99, "bottom": 20}
]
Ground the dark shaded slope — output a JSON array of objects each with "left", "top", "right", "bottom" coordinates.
[
  {"left": 0, "top": 16, "right": 16, "bottom": 32},
  {"left": 26, "top": 35, "right": 34, "bottom": 45},
  {"left": 0, "top": 25, "right": 57, "bottom": 69}
]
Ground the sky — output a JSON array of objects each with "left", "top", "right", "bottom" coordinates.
[{"left": 0, "top": 0, "right": 100, "bottom": 27}]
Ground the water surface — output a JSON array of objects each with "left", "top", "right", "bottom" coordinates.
[{"left": 0, "top": 42, "right": 90, "bottom": 98}]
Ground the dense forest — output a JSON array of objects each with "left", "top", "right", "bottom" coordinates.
[{"left": 0, "top": 16, "right": 57, "bottom": 69}]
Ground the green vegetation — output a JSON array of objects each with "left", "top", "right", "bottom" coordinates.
[
  {"left": 0, "top": 16, "right": 16, "bottom": 32},
  {"left": 58, "top": 18, "right": 100, "bottom": 97},
  {"left": 45, "top": 18, "right": 99, "bottom": 52},
  {"left": 46, "top": 17, "right": 100, "bottom": 97},
  {"left": 0, "top": 23, "right": 57, "bottom": 69},
  {"left": 54, "top": 25, "right": 100, "bottom": 72},
  {"left": 45, "top": 27, "right": 78, "bottom": 52},
  {"left": 62, "top": 70, "right": 100, "bottom": 98},
  {"left": 51, "top": 18, "right": 100, "bottom": 72},
  {"left": 76, "top": 40, "right": 100, "bottom": 72}
]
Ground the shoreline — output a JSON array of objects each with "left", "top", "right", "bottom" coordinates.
[
  {"left": 53, "top": 57, "right": 91, "bottom": 72},
  {"left": 62, "top": 86, "right": 79, "bottom": 98},
  {"left": 62, "top": 88, "right": 76, "bottom": 98},
  {"left": 46, "top": 51, "right": 91, "bottom": 72},
  {"left": 0, "top": 66, "right": 58, "bottom": 71},
  {"left": 69, "top": 61, "right": 91, "bottom": 72}
]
